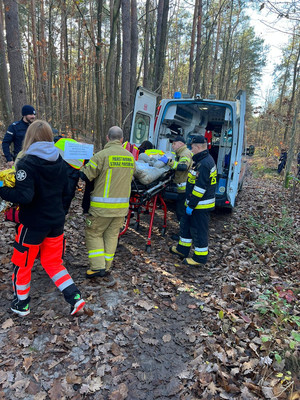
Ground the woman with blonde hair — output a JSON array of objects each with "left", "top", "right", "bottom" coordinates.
[{"left": 0, "top": 120, "right": 85, "bottom": 316}]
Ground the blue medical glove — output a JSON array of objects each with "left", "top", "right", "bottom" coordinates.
[
  {"left": 158, "top": 155, "right": 169, "bottom": 164},
  {"left": 186, "top": 206, "right": 193, "bottom": 215}
]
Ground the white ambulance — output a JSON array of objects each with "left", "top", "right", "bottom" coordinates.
[{"left": 129, "top": 87, "right": 252, "bottom": 208}]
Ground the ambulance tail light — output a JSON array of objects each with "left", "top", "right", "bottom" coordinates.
[{"left": 154, "top": 105, "right": 161, "bottom": 131}]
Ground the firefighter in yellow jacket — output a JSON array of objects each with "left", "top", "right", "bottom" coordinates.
[
  {"left": 158, "top": 136, "right": 193, "bottom": 239},
  {"left": 80, "top": 126, "right": 135, "bottom": 279}
]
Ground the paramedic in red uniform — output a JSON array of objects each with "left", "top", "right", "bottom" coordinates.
[
  {"left": 0, "top": 120, "right": 85, "bottom": 316},
  {"left": 170, "top": 135, "right": 217, "bottom": 266}
]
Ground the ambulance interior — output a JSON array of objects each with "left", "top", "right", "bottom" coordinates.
[{"left": 158, "top": 102, "right": 233, "bottom": 195}]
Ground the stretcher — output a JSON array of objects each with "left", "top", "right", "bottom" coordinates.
[{"left": 119, "top": 170, "right": 174, "bottom": 252}]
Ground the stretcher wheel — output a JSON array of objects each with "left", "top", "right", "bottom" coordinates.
[
  {"left": 161, "top": 227, "right": 166, "bottom": 236},
  {"left": 146, "top": 244, "right": 151, "bottom": 253},
  {"left": 134, "top": 222, "right": 140, "bottom": 231}
]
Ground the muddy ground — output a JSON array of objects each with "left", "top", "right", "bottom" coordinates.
[{"left": 0, "top": 156, "right": 299, "bottom": 400}]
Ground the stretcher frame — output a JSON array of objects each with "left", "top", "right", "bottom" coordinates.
[{"left": 119, "top": 171, "right": 174, "bottom": 252}]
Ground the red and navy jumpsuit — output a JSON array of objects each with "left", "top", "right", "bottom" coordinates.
[{"left": 0, "top": 143, "right": 81, "bottom": 308}]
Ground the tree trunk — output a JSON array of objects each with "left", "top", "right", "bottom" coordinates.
[
  {"left": 40, "top": 0, "right": 49, "bottom": 120},
  {"left": 4, "top": 0, "right": 27, "bottom": 119},
  {"left": 153, "top": 0, "right": 169, "bottom": 95},
  {"left": 130, "top": 0, "right": 138, "bottom": 109},
  {"left": 121, "top": 0, "right": 131, "bottom": 137},
  {"left": 143, "top": 0, "right": 151, "bottom": 88},
  {"left": 31, "top": 0, "right": 42, "bottom": 115},
  {"left": 283, "top": 35, "right": 299, "bottom": 142},
  {"left": 284, "top": 90, "right": 299, "bottom": 188},
  {"left": 193, "top": 0, "right": 202, "bottom": 96},
  {"left": 105, "top": 0, "right": 121, "bottom": 132},
  {"left": 0, "top": 0, "right": 12, "bottom": 126},
  {"left": 210, "top": 0, "right": 221, "bottom": 95},
  {"left": 188, "top": 0, "right": 198, "bottom": 96}
]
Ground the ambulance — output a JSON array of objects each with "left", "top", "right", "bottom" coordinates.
[{"left": 129, "top": 87, "right": 253, "bottom": 208}]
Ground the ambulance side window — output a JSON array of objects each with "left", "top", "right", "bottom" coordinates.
[{"left": 132, "top": 113, "right": 150, "bottom": 144}]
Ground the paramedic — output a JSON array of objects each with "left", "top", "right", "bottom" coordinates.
[
  {"left": 0, "top": 120, "right": 85, "bottom": 316},
  {"left": 2, "top": 105, "right": 36, "bottom": 168},
  {"left": 169, "top": 135, "right": 217, "bottom": 267},
  {"left": 159, "top": 136, "right": 193, "bottom": 239},
  {"left": 122, "top": 141, "right": 139, "bottom": 160},
  {"left": 80, "top": 126, "right": 135, "bottom": 280}
]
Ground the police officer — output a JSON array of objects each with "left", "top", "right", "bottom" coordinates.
[
  {"left": 2, "top": 105, "right": 36, "bottom": 168},
  {"left": 170, "top": 135, "right": 217, "bottom": 266},
  {"left": 80, "top": 126, "right": 135, "bottom": 280},
  {"left": 159, "top": 136, "right": 193, "bottom": 239}
]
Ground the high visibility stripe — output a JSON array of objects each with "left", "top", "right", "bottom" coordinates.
[
  {"left": 179, "top": 157, "right": 190, "bottom": 163},
  {"left": 16, "top": 283, "right": 30, "bottom": 290},
  {"left": 52, "top": 270, "right": 69, "bottom": 283},
  {"left": 193, "top": 185, "right": 205, "bottom": 194},
  {"left": 210, "top": 166, "right": 217, "bottom": 173},
  {"left": 104, "top": 169, "right": 112, "bottom": 198},
  {"left": 179, "top": 237, "right": 192, "bottom": 247},
  {"left": 194, "top": 200, "right": 215, "bottom": 209},
  {"left": 7, "top": 131, "right": 14, "bottom": 135},
  {"left": 87, "top": 159, "right": 97, "bottom": 169},
  {"left": 104, "top": 253, "right": 114, "bottom": 261},
  {"left": 17, "top": 293, "right": 30, "bottom": 300},
  {"left": 91, "top": 196, "right": 129, "bottom": 203},
  {"left": 145, "top": 149, "right": 164, "bottom": 156},
  {"left": 88, "top": 249, "right": 104, "bottom": 258},
  {"left": 172, "top": 161, "right": 178, "bottom": 169},
  {"left": 194, "top": 247, "right": 208, "bottom": 256},
  {"left": 90, "top": 202, "right": 129, "bottom": 209},
  {"left": 57, "top": 278, "right": 74, "bottom": 292},
  {"left": 192, "top": 186, "right": 205, "bottom": 198}
]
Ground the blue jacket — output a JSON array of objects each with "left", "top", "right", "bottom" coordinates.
[{"left": 2, "top": 119, "right": 30, "bottom": 162}]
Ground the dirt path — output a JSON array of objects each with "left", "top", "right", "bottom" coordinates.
[{"left": 0, "top": 158, "right": 299, "bottom": 400}]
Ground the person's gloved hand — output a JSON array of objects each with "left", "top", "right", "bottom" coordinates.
[
  {"left": 186, "top": 206, "right": 193, "bottom": 215},
  {"left": 158, "top": 155, "right": 169, "bottom": 164}
]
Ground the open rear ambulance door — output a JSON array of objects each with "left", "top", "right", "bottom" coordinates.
[
  {"left": 227, "top": 90, "right": 246, "bottom": 207},
  {"left": 129, "top": 87, "right": 159, "bottom": 146}
]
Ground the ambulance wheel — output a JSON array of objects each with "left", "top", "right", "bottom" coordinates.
[
  {"left": 161, "top": 227, "right": 166, "bottom": 236},
  {"left": 146, "top": 244, "right": 151, "bottom": 253},
  {"left": 134, "top": 222, "right": 140, "bottom": 231}
]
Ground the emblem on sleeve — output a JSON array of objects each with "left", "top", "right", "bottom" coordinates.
[{"left": 16, "top": 170, "right": 27, "bottom": 181}]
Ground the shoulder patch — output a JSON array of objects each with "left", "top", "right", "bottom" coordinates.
[{"left": 16, "top": 170, "right": 27, "bottom": 181}]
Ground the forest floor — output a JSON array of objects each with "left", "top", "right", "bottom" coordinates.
[{"left": 0, "top": 153, "right": 299, "bottom": 400}]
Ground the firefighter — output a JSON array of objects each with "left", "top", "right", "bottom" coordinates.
[
  {"left": 169, "top": 135, "right": 217, "bottom": 266},
  {"left": 158, "top": 136, "right": 193, "bottom": 239},
  {"left": 2, "top": 105, "right": 36, "bottom": 168},
  {"left": 80, "top": 126, "right": 135, "bottom": 280},
  {"left": 0, "top": 120, "right": 85, "bottom": 316}
]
